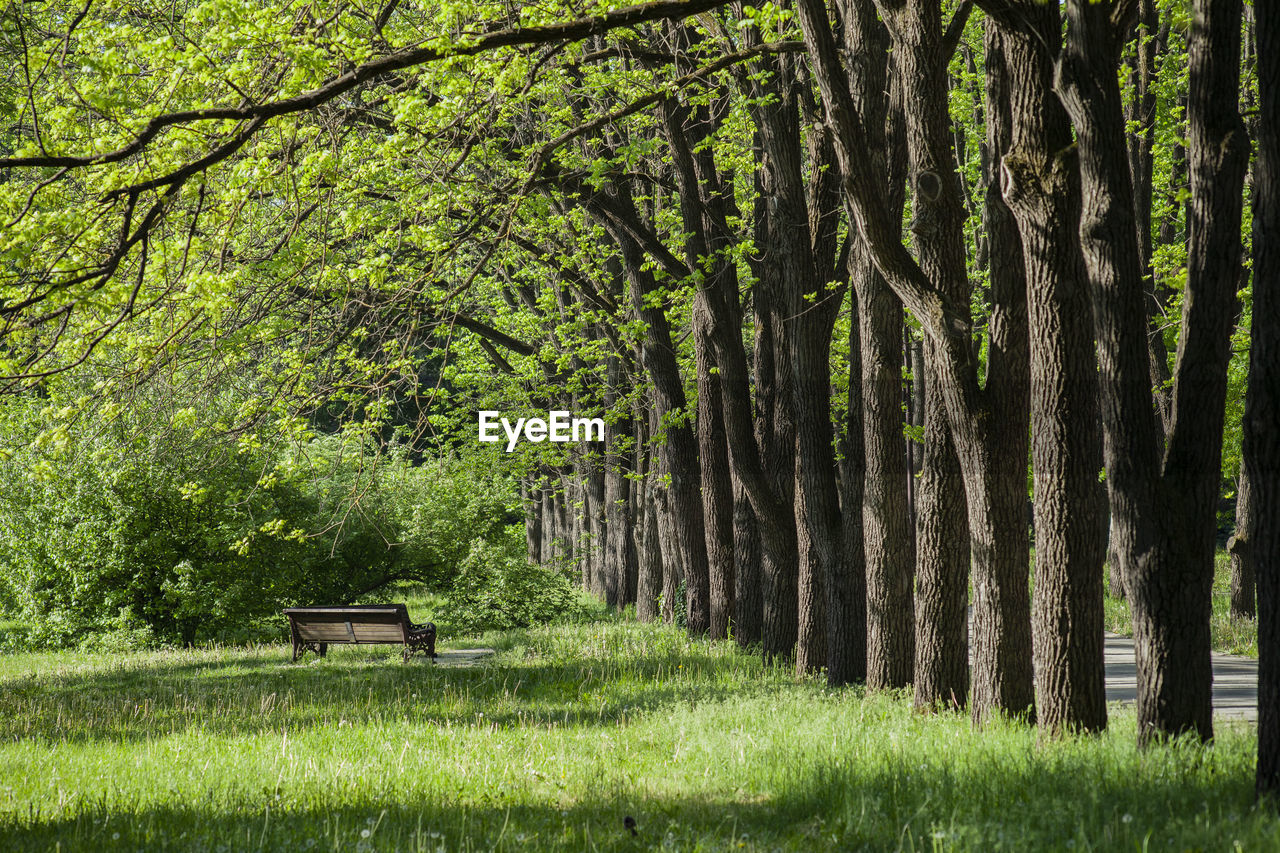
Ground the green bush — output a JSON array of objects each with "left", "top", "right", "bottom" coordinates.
[
  {"left": 443, "top": 536, "right": 596, "bottom": 635},
  {"left": 0, "top": 384, "right": 523, "bottom": 648}
]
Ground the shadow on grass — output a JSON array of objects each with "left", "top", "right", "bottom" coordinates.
[
  {"left": 0, "top": 643, "right": 775, "bottom": 744},
  {"left": 0, "top": 743, "right": 1274, "bottom": 852}
]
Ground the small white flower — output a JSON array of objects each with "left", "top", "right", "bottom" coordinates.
[
  {"left": 1122, "top": 814, "right": 1134, "bottom": 824},
  {"left": 112, "top": 833, "right": 120, "bottom": 840},
  {"left": 361, "top": 829, "right": 371, "bottom": 838}
]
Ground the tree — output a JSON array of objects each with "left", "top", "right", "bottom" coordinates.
[
  {"left": 1056, "top": 0, "right": 1249, "bottom": 743},
  {"left": 1250, "top": 0, "right": 1279, "bottom": 799}
]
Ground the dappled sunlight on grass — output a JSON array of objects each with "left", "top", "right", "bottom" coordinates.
[{"left": 0, "top": 619, "right": 1274, "bottom": 851}]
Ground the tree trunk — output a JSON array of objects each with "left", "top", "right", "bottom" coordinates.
[
  {"left": 749, "top": 271, "right": 799, "bottom": 663},
  {"left": 790, "top": 122, "right": 844, "bottom": 678},
  {"left": 1107, "top": 512, "right": 1127, "bottom": 600},
  {"left": 604, "top": 369, "right": 636, "bottom": 609},
  {"left": 523, "top": 478, "right": 542, "bottom": 566},
  {"left": 656, "top": 472, "right": 685, "bottom": 625},
  {"left": 1057, "top": 0, "right": 1249, "bottom": 743},
  {"left": 860, "top": 268, "right": 915, "bottom": 689},
  {"left": 732, "top": 473, "right": 763, "bottom": 646},
  {"left": 988, "top": 1, "right": 1107, "bottom": 734},
  {"left": 693, "top": 300, "right": 736, "bottom": 638},
  {"left": 635, "top": 407, "right": 662, "bottom": 621},
  {"left": 834, "top": 0, "right": 913, "bottom": 690},
  {"left": 885, "top": 0, "right": 973, "bottom": 712},
  {"left": 1125, "top": 0, "right": 1175, "bottom": 435},
  {"left": 834, "top": 283, "right": 868, "bottom": 685},
  {"left": 586, "top": 457, "right": 607, "bottom": 599},
  {"left": 913, "top": 356, "right": 970, "bottom": 709},
  {"left": 965, "top": 20, "right": 1034, "bottom": 722},
  {"left": 1228, "top": 460, "right": 1256, "bottom": 619},
  {"left": 637, "top": 481, "right": 663, "bottom": 622},
  {"left": 908, "top": 331, "right": 925, "bottom": 514},
  {"left": 541, "top": 480, "right": 557, "bottom": 566},
  {"left": 1249, "top": 0, "right": 1279, "bottom": 798}
]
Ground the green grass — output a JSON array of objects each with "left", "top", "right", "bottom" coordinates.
[
  {"left": 0, "top": 619, "right": 1275, "bottom": 851},
  {"left": 1104, "top": 550, "right": 1259, "bottom": 657}
]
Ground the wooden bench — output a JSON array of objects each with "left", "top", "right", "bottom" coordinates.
[{"left": 283, "top": 604, "right": 436, "bottom": 663}]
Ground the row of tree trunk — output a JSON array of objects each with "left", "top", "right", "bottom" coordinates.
[{"left": 493, "top": 0, "right": 1275, "bottom": 797}]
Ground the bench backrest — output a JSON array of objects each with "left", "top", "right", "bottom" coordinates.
[{"left": 284, "top": 605, "right": 410, "bottom": 644}]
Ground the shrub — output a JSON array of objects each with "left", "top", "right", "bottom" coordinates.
[
  {"left": 442, "top": 536, "right": 595, "bottom": 635},
  {"left": 0, "top": 384, "right": 521, "bottom": 647}
]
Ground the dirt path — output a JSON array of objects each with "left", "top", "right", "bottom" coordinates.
[{"left": 432, "top": 648, "right": 496, "bottom": 667}]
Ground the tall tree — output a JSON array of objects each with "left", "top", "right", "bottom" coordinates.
[
  {"left": 989, "top": 0, "right": 1110, "bottom": 734},
  {"left": 840, "top": 0, "right": 915, "bottom": 691},
  {"left": 878, "top": 0, "right": 974, "bottom": 712},
  {"left": 1056, "top": 0, "right": 1249, "bottom": 742},
  {"left": 797, "top": 0, "right": 1037, "bottom": 722},
  {"left": 1249, "top": 0, "right": 1280, "bottom": 798},
  {"left": 1228, "top": 460, "right": 1256, "bottom": 619}
]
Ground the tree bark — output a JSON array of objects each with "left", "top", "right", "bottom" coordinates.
[
  {"left": 1125, "top": 0, "right": 1175, "bottom": 434},
  {"left": 837, "top": 0, "right": 914, "bottom": 691},
  {"left": 604, "top": 359, "right": 636, "bottom": 609},
  {"left": 1229, "top": 461, "right": 1256, "bottom": 619},
  {"left": 834, "top": 282, "right": 869, "bottom": 684},
  {"left": 860, "top": 268, "right": 914, "bottom": 689},
  {"left": 732, "top": 472, "right": 763, "bottom": 646},
  {"left": 1056, "top": 0, "right": 1249, "bottom": 743},
  {"left": 983, "top": 0, "right": 1106, "bottom": 734},
  {"left": 694, "top": 301, "right": 736, "bottom": 638},
  {"left": 881, "top": 0, "right": 973, "bottom": 712},
  {"left": 522, "top": 478, "right": 542, "bottom": 566},
  {"left": 749, "top": 265, "right": 800, "bottom": 663},
  {"left": 1107, "top": 512, "right": 1127, "bottom": 600},
  {"left": 1249, "top": 0, "right": 1280, "bottom": 798}
]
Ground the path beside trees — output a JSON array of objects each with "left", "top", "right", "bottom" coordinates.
[{"left": 1104, "top": 633, "right": 1258, "bottom": 722}]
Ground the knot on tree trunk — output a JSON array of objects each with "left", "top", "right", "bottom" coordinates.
[{"left": 1000, "top": 144, "right": 1078, "bottom": 216}]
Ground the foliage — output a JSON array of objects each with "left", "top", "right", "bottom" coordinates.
[
  {"left": 441, "top": 535, "right": 596, "bottom": 634},
  {"left": 0, "top": 619, "right": 1274, "bottom": 851},
  {"left": 0, "top": 377, "right": 520, "bottom": 648}
]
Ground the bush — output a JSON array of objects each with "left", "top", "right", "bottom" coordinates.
[
  {"left": 0, "top": 383, "right": 521, "bottom": 648},
  {"left": 442, "top": 536, "right": 595, "bottom": 635}
]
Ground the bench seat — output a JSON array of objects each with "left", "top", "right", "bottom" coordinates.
[{"left": 284, "top": 604, "right": 436, "bottom": 663}]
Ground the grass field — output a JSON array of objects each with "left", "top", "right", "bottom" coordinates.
[{"left": 0, "top": 617, "right": 1276, "bottom": 852}]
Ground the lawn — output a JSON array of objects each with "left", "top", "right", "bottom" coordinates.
[{"left": 0, "top": 618, "right": 1275, "bottom": 852}]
